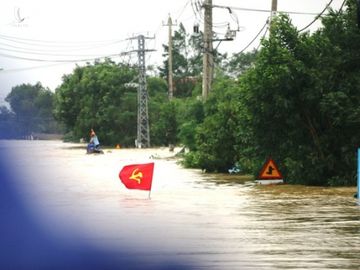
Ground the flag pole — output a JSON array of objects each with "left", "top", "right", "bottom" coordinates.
[{"left": 148, "top": 189, "right": 152, "bottom": 200}]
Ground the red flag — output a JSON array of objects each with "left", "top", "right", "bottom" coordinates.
[{"left": 119, "top": 163, "right": 154, "bottom": 191}]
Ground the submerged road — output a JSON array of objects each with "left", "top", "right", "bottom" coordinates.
[{"left": 1, "top": 140, "right": 360, "bottom": 269}]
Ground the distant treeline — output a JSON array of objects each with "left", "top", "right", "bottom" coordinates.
[{"left": 0, "top": 82, "right": 63, "bottom": 139}]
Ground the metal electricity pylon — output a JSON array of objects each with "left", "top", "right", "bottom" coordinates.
[{"left": 128, "top": 35, "right": 155, "bottom": 148}]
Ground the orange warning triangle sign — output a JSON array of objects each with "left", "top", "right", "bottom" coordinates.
[{"left": 258, "top": 158, "right": 283, "bottom": 179}]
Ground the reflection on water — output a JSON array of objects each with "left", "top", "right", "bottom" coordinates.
[{"left": 2, "top": 140, "right": 360, "bottom": 269}]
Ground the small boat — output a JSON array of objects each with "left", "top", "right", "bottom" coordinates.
[{"left": 86, "top": 144, "right": 104, "bottom": 154}]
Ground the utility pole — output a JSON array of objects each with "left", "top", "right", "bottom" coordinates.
[
  {"left": 202, "top": 0, "right": 213, "bottom": 100},
  {"left": 163, "top": 14, "right": 177, "bottom": 100},
  {"left": 271, "top": 0, "right": 278, "bottom": 24},
  {"left": 271, "top": 0, "right": 277, "bottom": 15},
  {"left": 128, "top": 35, "right": 155, "bottom": 148},
  {"left": 269, "top": 0, "right": 278, "bottom": 36}
]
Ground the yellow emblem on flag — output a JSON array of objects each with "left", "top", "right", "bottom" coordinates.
[{"left": 129, "top": 168, "right": 143, "bottom": 184}]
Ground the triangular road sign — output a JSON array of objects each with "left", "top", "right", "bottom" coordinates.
[{"left": 258, "top": 158, "right": 283, "bottom": 180}]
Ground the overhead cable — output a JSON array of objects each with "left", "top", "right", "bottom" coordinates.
[
  {"left": 298, "top": 0, "right": 334, "bottom": 32},
  {"left": 256, "top": 25, "right": 269, "bottom": 51},
  {"left": 0, "top": 52, "right": 121, "bottom": 63},
  {"left": 0, "top": 46, "right": 122, "bottom": 58},
  {"left": 238, "top": 19, "right": 269, "bottom": 54},
  {"left": 175, "top": 0, "right": 191, "bottom": 22},
  {"left": 0, "top": 33, "right": 128, "bottom": 46},
  {"left": 212, "top": 5, "right": 321, "bottom": 16}
]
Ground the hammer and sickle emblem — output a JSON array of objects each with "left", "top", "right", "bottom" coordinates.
[{"left": 129, "top": 168, "right": 143, "bottom": 184}]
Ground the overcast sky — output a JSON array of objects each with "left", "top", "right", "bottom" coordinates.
[{"left": 0, "top": 0, "right": 344, "bottom": 104}]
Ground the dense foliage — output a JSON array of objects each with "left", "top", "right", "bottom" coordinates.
[
  {"left": 183, "top": 1, "right": 360, "bottom": 186},
  {"left": 54, "top": 59, "right": 176, "bottom": 147},
  {"left": 0, "top": 106, "right": 18, "bottom": 139},
  {"left": 0, "top": 82, "right": 60, "bottom": 138},
  {"left": 242, "top": 10, "right": 360, "bottom": 185},
  {"left": 54, "top": 59, "right": 139, "bottom": 146}
]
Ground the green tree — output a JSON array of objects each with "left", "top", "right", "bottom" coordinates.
[
  {"left": 54, "top": 59, "right": 138, "bottom": 146},
  {"left": 0, "top": 106, "right": 19, "bottom": 138},
  {"left": 159, "top": 23, "right": 220, "bottom": 98},
  {"left": 183, "top": 1, "right": 360, "bottom": 186},
  {"left": 242, "top": 9, "right": 360, "bottom": 185},
  {"left": 150, "top": 101, "right": 178, "bottom": 146},
  {"left": 159, "top": 23, "right": 192, "bottom": 97},
  {"left": 182, "top": 77, "right": 252, "bottom": 172},
  {"left": 148, "top": 76, "right": 170, "bottom": 146},
  {"left": 176, "top": 98, "right": 204, "bottom": 151},
  {"left": 224, "top": 49, "right": 258, "bottom": 78},
  {"left": 5, "top": 82, "right": 58, "bottom": 136}
]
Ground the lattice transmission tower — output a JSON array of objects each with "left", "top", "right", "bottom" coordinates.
[{"left": 130, "top": 35, "right": 155, "bottom": 148}]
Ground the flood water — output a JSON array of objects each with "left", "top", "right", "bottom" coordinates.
[{"left": 2, "top": 140, "right": 360, "bottom": 269}]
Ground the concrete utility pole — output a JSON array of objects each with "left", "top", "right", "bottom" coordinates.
[
  {"left": 128, "top": 35, "right": 155, "bottom": 148},
  {"left": 202, "top": 0, "right": 213, "bottom": 100},
  {"left": 269, "top": 0, "right": 278, "bottom": 36},
  {"left": 163, "top": 15, "right": 177, "bottom": 100},
  {"left": 271, "top": 0, "right": 278, "bottom": 21}
]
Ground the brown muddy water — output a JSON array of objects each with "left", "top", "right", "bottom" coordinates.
[{"left": 2, "top": 140, "right": 360, "bottom": 269}]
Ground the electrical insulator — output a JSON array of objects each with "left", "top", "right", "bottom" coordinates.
[{"left": 193, "top": 24, "right": 199, "bottom": 33}]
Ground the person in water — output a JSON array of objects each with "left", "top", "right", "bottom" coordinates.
[{"left": 87, "top": 129, "right": 100, "bottom": 152}]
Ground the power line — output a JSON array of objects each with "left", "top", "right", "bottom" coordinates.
[
  {"left": 0, "top": 62, "right": 72, "bottom": 74},
  {"left": 211, "top": 4, "right": 324, "bottom": 16},
  {"left": 0, "top": 33, "right": 139, "bottom": 65},
  {"left": 338, "top": 0, "right": 347, "bottom": 12},
  {"left": 0, "top": 33, "right": 130, "bottom": 65},
  {"left": 0, "top": 38, "right": 127, "bottom": 54},
  {"left": 298, "top": 0, "right": 334, "bottom": 32},
  {"left": 256, "top": 24, "right": 269, "bottom": 51},
  {"left": 0, "top": 51, "right": 121, "bottom": 63},
  {"left": 0, "top": 31, "right": 141, "bottom": 67},
  {"left": 175, "top": 0, "right": 191, "bottom": 22},
  {"left": 0, "top": 33, "right": 128, "bottom": 46},
  {"left": 239, "top": 19, "right": 269, "bottom": 54},
  {"left": 0, "top": 40, "right": 118, "bottom": 53},
  {"left": 0, "top": 46, "right": 123, "bottom": 58}
]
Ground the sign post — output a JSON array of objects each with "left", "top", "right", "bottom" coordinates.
[{"left": 255, "top": 157, "right": 283, "bottom": 185}]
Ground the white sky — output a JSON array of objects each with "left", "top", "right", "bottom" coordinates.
[{"left": 0, "top": 0, "right": 344, "bottom": 104}]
